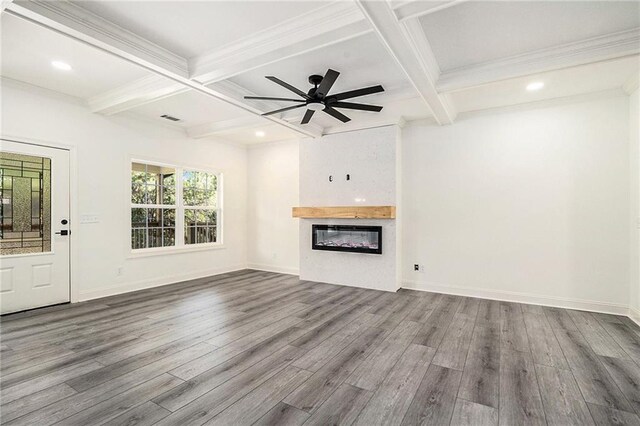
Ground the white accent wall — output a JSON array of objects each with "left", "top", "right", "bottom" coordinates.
[
  {"left": 298, "top": 126, "right": 401, "bottom": 292},
  {"left": 1, "top": 80, "right": 248, "bottom": 301},
  {"left": 403, "top": 96, "right": 631, "bottom": 313}
]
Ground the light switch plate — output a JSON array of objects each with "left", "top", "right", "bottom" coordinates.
[{"left": 80, "top": 214, "right": 100, "bottom": 224}]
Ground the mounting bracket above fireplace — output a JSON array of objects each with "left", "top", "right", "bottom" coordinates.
[{"left": 312, "top": 224, "right": 382, "bottom": 255}]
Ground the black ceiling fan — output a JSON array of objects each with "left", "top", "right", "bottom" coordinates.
[{"left": 244, "top": 69, "right": 384, "bottom": 124}]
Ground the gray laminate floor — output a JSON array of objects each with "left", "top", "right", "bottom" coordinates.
[{"left": 2, "top": 270, "right": 640, "bottom": 425}]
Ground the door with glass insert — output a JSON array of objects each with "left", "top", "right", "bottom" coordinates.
[{"left": 0, "top": 140, "right": 70, "bottom": 314}]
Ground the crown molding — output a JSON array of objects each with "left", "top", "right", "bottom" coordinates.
[
  {"left": 1, "top": 75, "right": 85, "bottom": 106},
  {"left": 321, "top": 116, "right": 407, "bottom": 136},
  {"left": 357, "top": 0, "right": 455, "bottom": 125},
  {"left": 187, "top": 117, "right": 263, "bottom": 139},
  {"left": 393, "top": 0, "right": 468, "bottom": 22},
  {"left": 406, "top": 87, "right": 626, "bottom": 128},
  {"left": 7, "top": 0, "right": 188, "bottom": 77},
  {"left": 87, "top": 75, "right": 189, "bottom": 115},
  {"left": 437, "top": 28, "right": 640, "bottom": 93}
]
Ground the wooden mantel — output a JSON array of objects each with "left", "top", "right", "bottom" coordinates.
[{"left": 292, "top": 206, "right": 396, "bottom": 219}]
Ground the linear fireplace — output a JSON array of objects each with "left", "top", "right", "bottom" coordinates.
[{"left": 312, "top": 224, "right": 382, "bottom": 254}]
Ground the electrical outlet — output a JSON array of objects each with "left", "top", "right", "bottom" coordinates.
[
  {"left": 414, "top": 264, "right": 420, "bottom": 272},
  {"left": 117, "top": 267, "right": 124, "bottom": 276}
]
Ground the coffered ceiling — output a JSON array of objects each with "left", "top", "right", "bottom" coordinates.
[{"left": 1, "top": 0, "right": 638, "bottom": 145}]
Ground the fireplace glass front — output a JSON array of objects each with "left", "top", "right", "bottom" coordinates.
[{"left": 312, "top": 224, "right": 382, "bottom": 254}]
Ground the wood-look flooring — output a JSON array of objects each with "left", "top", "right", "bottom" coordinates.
[{"left": 2, "top": 269, "right": 640, "bottom": 425}]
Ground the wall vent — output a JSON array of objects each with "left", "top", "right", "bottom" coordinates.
[{"left": 160, "top": 114, "right": 180, "bottom": 122}]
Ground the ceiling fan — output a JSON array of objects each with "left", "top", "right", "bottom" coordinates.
[{"left": 244, "top": 69, "right": 384, "bottom": 124}]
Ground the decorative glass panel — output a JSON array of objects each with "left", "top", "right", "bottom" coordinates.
[{"left": 0, "top": 152, "right": 51, "bottom": 255}]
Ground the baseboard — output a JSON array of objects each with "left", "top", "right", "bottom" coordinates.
[
  {"left": 78, "top": 264, "right": 247, "bottom": 301},
  {"left": 247, "top": 263, "right": 299, "bottom": 276},
  {"left": 629, "top": 307, "right": 640, "bottom": 327},
  {"left": 402, "top": 280, "right": 629, "bottom": 316}
]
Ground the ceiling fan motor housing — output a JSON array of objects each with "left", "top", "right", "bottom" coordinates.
[{"left": 308, "top": 74, "right": 324, "bottom": 87}]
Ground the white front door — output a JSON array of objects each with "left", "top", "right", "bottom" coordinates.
[{"left": 0, "top": 140, "right": 71, "bottom": 314}]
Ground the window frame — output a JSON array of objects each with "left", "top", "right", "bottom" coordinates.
[{"left": 129, "top": 159, "right": 223, "bottom": 256}]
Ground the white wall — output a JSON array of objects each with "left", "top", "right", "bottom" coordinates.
[
  {"left": 403, "top": 96, "right": 631, "bottom": 312},
  {"left": 630, "top": 88, "right": 640, "bottom": 318},
  {"left": 5, "top": 78, "right": 632, "bottom": 314},
  {"left": 298, "top": 126, "right": 401, "bottom": 292},
  {"left": 1, "top": 80, "right": 248, "bottom": 300},
  {"left": 247, "top": 140, "right": 299, "bottom": 274}
]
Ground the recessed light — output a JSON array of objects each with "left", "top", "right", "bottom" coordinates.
[
  {"left": 255, "top": 131, "right": 265, "bottom": 137},
  {"left": 526, "top": 81, "right": 544, "bottom": 91},
  {"left": 51, "top": 60, "right": 72, "bottom": 71}
]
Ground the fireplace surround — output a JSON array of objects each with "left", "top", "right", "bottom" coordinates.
[{"left": 312, "top": 224, "right": 382, "bottom": 254}]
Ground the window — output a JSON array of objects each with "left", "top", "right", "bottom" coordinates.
[
  {"left": 183, "top": 170, "right": 218, "bottom": 245},
  {"left": 131, "top": 161, "right": 221, "bottom": 251}
]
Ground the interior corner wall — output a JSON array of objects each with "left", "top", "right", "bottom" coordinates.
[
  {"left": 1, "top": 81, "right": 248, "bottom": 301},
  {"left": 402, "top": 96, "right": 631, "bottom": 313},
  {"left": 630, "top": 87, "right": 640, "bottom": 319},
  {"left": 246, "top": 140, "right": 300, "bottom": 274}
]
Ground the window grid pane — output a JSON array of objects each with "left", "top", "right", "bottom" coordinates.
[{"left": 184, "top": 208, "right": 217, "bottom": 245}]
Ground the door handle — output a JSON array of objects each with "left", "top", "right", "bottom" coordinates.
[{"left": 55, "top": 230, "right": 70, "bottom": 236}]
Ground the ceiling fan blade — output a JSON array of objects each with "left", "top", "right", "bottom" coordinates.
[
  {"left": 330, "top": 102, "right": 383, "bottom": 112},
  {"left": 323, "top": 106, "right": 351, "bottom": 123},
  {"left": 301, "top": 109, "right": 315, "bottom": 124},
  {"left": 316, "top": 69, "right": 340, "bottom": 98},
  {"left": 262, "top": 104, "right": 306, "bottom": 116},
  {"left": 245, "top": 96, "right": 306, "bottom": 102},
  {"left": 331, "top": 85, "right": 384, "bottom": 101},
  {"left": 265, "top": 76, "right": 310, "bottom": 99}
]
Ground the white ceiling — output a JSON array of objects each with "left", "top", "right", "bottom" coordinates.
[
  {"left": 72, "top": 1, "right": 327, "bottom": 58},
  {"left": 1, "top": 1, "right": 638, "bottom": 145},
  {"left": 452, "top": 56, "right": 640, "bottom": 113},
  {"left": 227, "top": 32, "right": 415, "bottom": 126},
  {"left": 421, "top": 1, "right": 640, "bottom": 71},
  {"left": 127, "top": 89, "right": 252, "bottom": 128},
  {"left": 0, "top": 13, "right": 150, "bottom": 99}
]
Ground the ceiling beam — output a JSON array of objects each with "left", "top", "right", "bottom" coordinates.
[
  {"left": 87, "top": 75, "right": 189, "bottom": 115},
  {"left": 392, "top": 0, "right": 468, "bottom": 22},
  {"left": 1, "top": 0, "right": 14, "bottom": 13},
  {"left": 437, "top": 28, "right": 640, "bottom": 93},
  {"left": 85, "top": 1, "right": 369, "bottom": 118},
  {"left": 356, "top": 0, "right": 456, "bottom": 125},
  {"left": 6, "top": 0, "right": 321, "bottom": 138},
  {"left": 191, "top": 1, "right": 368, "bottom": 82},
  {"left": 188, "top": 80, "right": 324, "bottom": 139}
]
